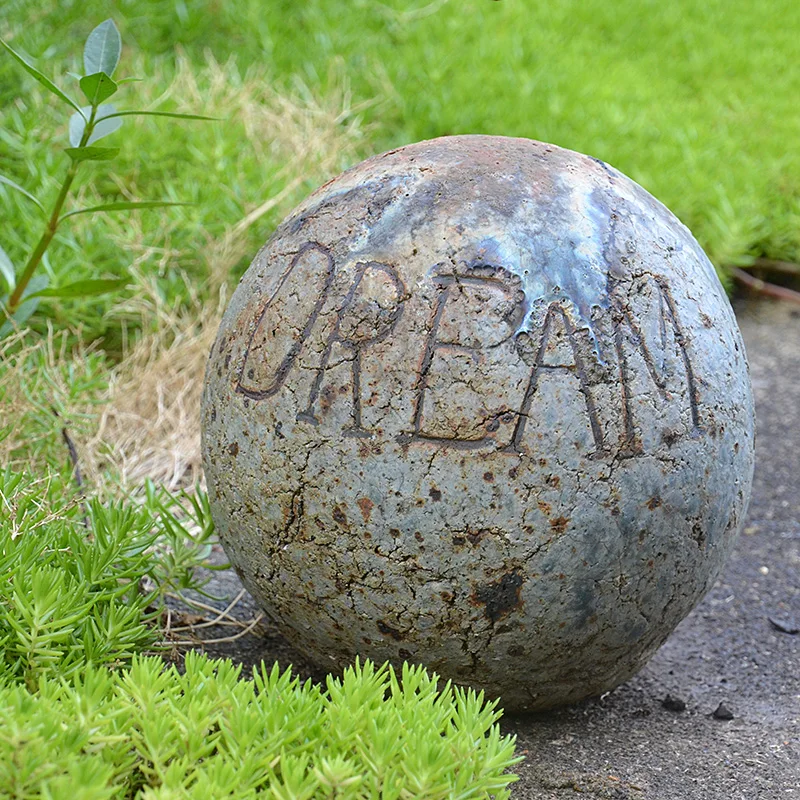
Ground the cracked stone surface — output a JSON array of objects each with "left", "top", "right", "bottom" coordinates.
[{"left": 201, "top": 135, "right": 755, "bottom": 711}]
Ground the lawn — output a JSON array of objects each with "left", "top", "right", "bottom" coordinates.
[
  {"left": 3, "top": 0, "right": 800, "bottom": 307},
  {"left": 1, "top": 0, "right": 798, "bottom": 795}
]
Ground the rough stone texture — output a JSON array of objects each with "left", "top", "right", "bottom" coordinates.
[{"left": 201, "top": 135, "right": 755, "bottom": 711}]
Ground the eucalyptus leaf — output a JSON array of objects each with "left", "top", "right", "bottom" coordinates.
[
  {"left": 64, "top": 146, "right": 120, "bottom": 163},
  {"left": 0, "top": 174, "right": 45, "bottom": 213},
  {"left": 69, "top": 104, "right": 123, "bottom": 147},
  {"left": 83, "top": 19, "right": 121, "bottom": 77},
  {"left": 80, "top": 72, "right": 118, "bottom": 105},
  {"left": 0, "top": 274, "right": 48, "bottom": 338},
  {"left": 101, "top": 110, "right": 219, "bottom": 122},
  {"left": 29, "top": 277, "right": 128, "bottom": 299},
  {"left": 87, "top": 104, "right": 123, "bottom": 143},
  {"left": 60, "top": 201, "right": 191, "bottom": 221},
  {"left": 0, "top": 245, "right": 15, "bottom": 291},
  {"left": 69, "top": 110, "right": 85, "bottom": 147},
  {"left": 0, "top": 39, "right": 84, "bottom": 114}
]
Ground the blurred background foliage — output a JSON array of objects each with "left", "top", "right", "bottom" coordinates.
[{"left": 2, "top": 0, "right": 800, "bottom": 338}]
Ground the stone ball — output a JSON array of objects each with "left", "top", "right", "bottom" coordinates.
[{"left": 201, "top": 136, "right": 755, "bottom": 711}]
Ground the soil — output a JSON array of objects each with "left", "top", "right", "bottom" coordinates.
[{"left": 173, "top": 295, "right": 799, "bottom": 798}]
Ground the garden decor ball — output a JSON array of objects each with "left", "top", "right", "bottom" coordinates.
[{"left": 201, "top": 136, "right": 754, "bottom": 711}]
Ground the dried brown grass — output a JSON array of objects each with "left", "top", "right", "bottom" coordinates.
[
  {"left": 1, "top": 55, "right": 373, "bottom": 493},
  {"left": 84, "top": 275, "right": 221, "bottom": 491}
]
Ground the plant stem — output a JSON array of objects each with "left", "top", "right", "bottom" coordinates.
[
  {"left": 731, "top": 266, "right": 800, "bottom": 306},
  {"left": 7, "top": 167, "right": 78, "bottom": 312},
  {"left": 6, "top": 106, "right": 97, "bottom": 313}
]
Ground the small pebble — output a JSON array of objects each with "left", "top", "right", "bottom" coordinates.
[
  {"left": 769, "top": 616, "right": 799, "bottom": 635},
  {"left": 713, "top": 702, "right": 734, "bottom": 720},
  {"left": 662, "top": 694, "right": 686, "bottom": 712}
]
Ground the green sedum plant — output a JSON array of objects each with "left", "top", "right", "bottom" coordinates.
[
  {"left": 0, "top": 466, "right": 215, "bottom": 690},
  {"left": 0, "top": 653, "right": 520, "bottom": 799},
  {"left": 0, "top": 19, "right": 213, "bottom": 336}
]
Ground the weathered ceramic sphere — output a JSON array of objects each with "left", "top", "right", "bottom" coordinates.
[{"left": 201, "top": 136, "right": 754, "bottom": 711}]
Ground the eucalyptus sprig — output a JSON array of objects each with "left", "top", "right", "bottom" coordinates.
[{"left": 0, "top": 20, "right": 215, "bottom": 336}]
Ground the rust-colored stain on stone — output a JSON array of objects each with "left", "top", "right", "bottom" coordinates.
[
  {"left": 202, "top": 135, "right": 755, "bottom": 711},
  {"left": 377, "top": 620, "right": 404, "bottom": 640},
  {"left": 549, "top": 516, "right": 570, "bottom": 534},
  {"left": 356, "top": 496, "right": 374, "bottom": 522}
]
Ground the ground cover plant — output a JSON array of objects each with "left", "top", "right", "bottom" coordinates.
[
  {"left": 0, "top": 416, "right": 520, "bottom": 797},
  {"left": 0, "top": 655, "right": 519, "bottom": 799},
  {"left": 0, "top": 466, "right": 215, "bottom": 690}
]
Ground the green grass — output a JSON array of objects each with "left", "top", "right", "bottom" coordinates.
[{"left": 3, "top": 0, "right": 800, "bottom": 323}]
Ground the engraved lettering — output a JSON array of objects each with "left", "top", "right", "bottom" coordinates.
[
  {"left": 298, "top": 261, "right": 405, "bottom": 435},
  {"left": 410, "top": 270, "right": 524, "bottom": 447},
  {"left": 505, "top": 303, "right": 604, "bottom": 454},
  {"left": 236, "top": 243, "right": 335, "bottom": 399},
  {"left": 233, "top": 242, "right": 702, "bottom": 461},
  {"left": 612, "top": 276, "right": 700, "bottom": 454}
]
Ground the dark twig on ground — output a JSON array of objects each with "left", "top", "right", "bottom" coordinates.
[
  {"left": 52, "top": 406, "right": 90, "bottom": 529},
  {"left": 731, "top": 264, "right": 800, "bottom": 305}
]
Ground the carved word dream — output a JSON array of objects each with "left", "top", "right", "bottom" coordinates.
[{"left": 235, "top": 242, "right": 701, "bottom": 457}]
